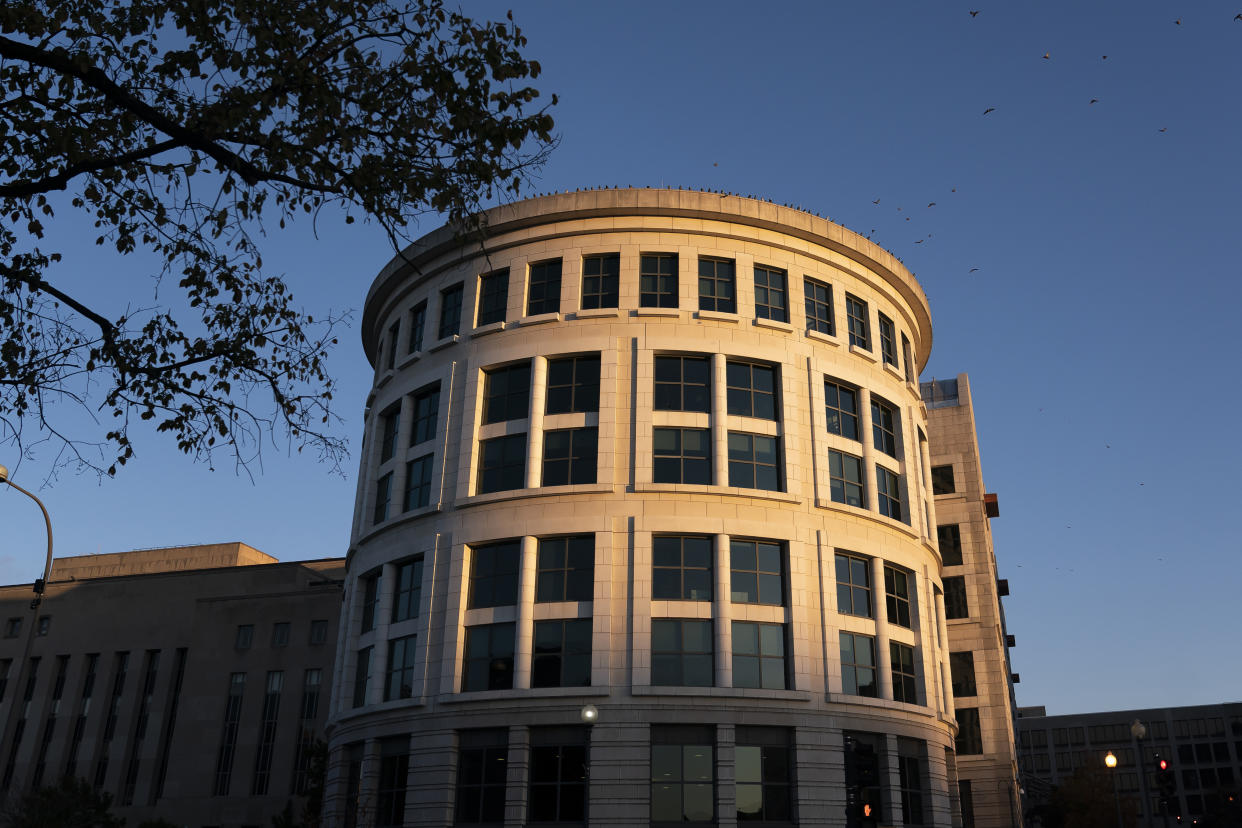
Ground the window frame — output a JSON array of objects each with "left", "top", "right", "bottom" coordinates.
[
  {"left": 726, "top": 361, "right": 778, "bottom": 420},
  {"left": 476, "top": 268, "right": 509, "bottom": 327},
  {"left": 545, "top": 355, "right": 600, "bottom": 415},
  {"left": 581, "top": 253, "right": 619, "bottom": 309},
  {"left": 949, "top": 651, "right": 977, "bottom": 697},
  {"left": 697, "top": 257, "right": 736, "bottom": 313},
  {"left": 384, "top": 635, "right": 418, "bottom": 701},
  {"left": 526, "top": 258, "right": 563, "bottom": 316},
  {"left": 536, "top": 535, "right": 595, "bottom": 603},
  {"left": 938, "top": 524, "right": 963, "bottom": 566},
  {"left": 753, "top": 264, "right": 789, "bottom": 322},
  {"left": 884, "top": 565, "right": 913, "bottom": 628},
  {"left": 468, "top": 541, "right": 520, "bottom": 610},
  {"left": 640, "top": 253, "right": 678, "bottom": 308},
  {"left": 727, "top": 432, "right": 781, "bottom": 491},
  {"left": 823, "top": 378, "right": 859, "bottom": 440},
  {"left": 391, "top": 557, "right": 424, "bottom": 623},
  {"left": 652, "top": 535, "right": 713, "bottom": 602},
  {"left": 403, "top": 454, "right": 433, "bottom": 511},
  {"left": 734, "top": 726, "right": 794, "bottom": 825},
  {"left": 650, "top": 619, "right": 714, "bottom": 687},
  {"left": 731, "top": 621, "right": 788, "bottom": 690},
  {"left": 654, "top": 355, "right": 711, "bottom": 413},
  {"left": 529, "top": 727, "right": 590, "bottom": 824},
  {"left": 411, "top": 382, "right": 440, "bottom": 446},
  {"left": 931, "top": 464, "right": 956, "bottom": 495},
  {"left": 652, "top": 427, "right": 712, "bottom": 485},
  {"left": 461, "top": 623, "right": 516, "bottom": 692},
  {"left": 890, "top": 641, "right": 917, "bottom": 704},
  {"left": 407, "top": 301, "right": 426, "bottom": 354},
  {"left": 481, "top": 362, "right": 532, "bottom": 425},
  {"left": 828, "top": 449, "right": 866, "bottom": 508},
  {"left": 845, "top": 293, "right": 870, "bottom": 349},
  {"left": 438, "top": 282, "right": 464, "bottom": 340},
  {"left": 834, "top": 552, "right": 873, "bottom": 618},
  {"left": 651, "top": 725, "right": 715, "bottom": 826},
  {"left": 455, "top": 728, "right": 509, "bottom": 825},
  {"left": 542, "top": 426, "right": 598, "bottom": 486},
  {"left": 871, "top": 396, "right": 899, "bottom": 458},
  {"left": 839, "top": 631, "right": 878, "bottom": 697},
  {"left": 878, "top": 312, "right": 898, "bottom": 367},
  {"left": 805, "top": 276, "right": 834, "bottom": 335},
  {"left": 728, "top": 539, "right": 785, "bottom": 606},
  {"left": 955, "top": 707, "right": 983, "bottom": 755},
  {"left": 876, "top": 465, "right": 903, "bottom": 522},
  {"left": 476, "top": 433, "right": 527, "bottom": 494},
  {"left": 531, "top": 618, "right": 592, "bottom": 688},
  {"left": 373, "top": 472, "right": 393, "bottom": 524},
  {"left": 943, "top": 576, "right": 969, "bottom": 619}
]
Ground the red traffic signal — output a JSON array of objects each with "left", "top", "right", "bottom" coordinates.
[{"left": 1159, "top": 758, "right": 1169, "bottom": 771}]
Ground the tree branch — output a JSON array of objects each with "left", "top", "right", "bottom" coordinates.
[{"left": 0, "top": 138, "right": 181, "bottom": 198}]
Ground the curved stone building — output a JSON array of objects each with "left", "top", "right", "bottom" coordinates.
[{"left": 329, "top": 189, "right": 964, "bottom": 827}]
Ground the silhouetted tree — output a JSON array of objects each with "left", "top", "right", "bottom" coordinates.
[{"left": 0, "top": 776, "right": 124, "bottom": 828}]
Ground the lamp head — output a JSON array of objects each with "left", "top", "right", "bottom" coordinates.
[
  {"left": 0, "top": 464, "right": 8, "bottom": 483},
  {"left": 1105, "top": 751, "right": 1118, "bottom": 769},
  {"left": 580, "top": 704, "right": 599, "bottom": 725}
]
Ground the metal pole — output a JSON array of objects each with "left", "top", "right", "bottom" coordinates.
[
  {"left": 1112, "top": 767, "right": 1123, "bottom": 828},
  {"left": 1131, "top": 721, "right": 1151, "bottom": 828}
]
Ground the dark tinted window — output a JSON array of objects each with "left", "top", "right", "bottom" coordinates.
[
  {"left": 654, "top": 356, "right": 710, "bottom": 412},
  {"left": 482, "top": 362, "right": 531, "bottom": 424},
  {"left": 653, "top": 428, "right": 711, "bottom": 485}
]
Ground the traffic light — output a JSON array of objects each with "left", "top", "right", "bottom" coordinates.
[{"left": 1155, "top": 752, "right": 1177, "bottom": 814}]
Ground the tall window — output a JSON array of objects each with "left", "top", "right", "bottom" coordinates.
[
  {"left": 235, "top": 624, "right": 254, "bottom": 650},
  {"left": 651, "top": 726, "right": 714, "bottom": 824},
  {"left": 360, "top": 572, "right": 381, "bottom": 633},
  {"left": 931, "top": 465, "right": 955, "bottom": 495},
  {"left": 404, "top": 454, "right": 433, "bottom": 510},
  {"left": 352, "top": 647, "right": 371, "bottom": 708},
  {"left": 385, "top": 320, "right": 400, "bottom": 370},
  {"left": 527, "top": 259, "right": 562, "bottom": 315},
  {"left": 640, "top": 253, "right": 678, "bottom": 308},
  {"left": 438, "top": 283, "right": 463, "bottom": 340},
  {"left": 727, "top": 433, "right": 781, "bottom": 491},
  {"left": 877, "top": 466, "right": 903, "bottom": 522},
  {"left": 291, "top": 669, "right": 322, "bottom": 794},
  {"left": 878, "top": 312, "right": 898, "bottom": 367},
  {"left": 385, "top": 636, "right": 417, "bottom": 700},
  {"left": 943, "top": 576, "right": 969, "bottom": 619},
  {"left": 805, "top": 277, "right": 834, "bottom": 334},
  {"left": 950, "top": 651, "right": 977, "bottom": 697},
  {"left": 309, "top": 620, "right": 327, "bottom": 645},
  {"left": 271, "top": 622, "right": 290, "bottom": 648},
  {"left": 652, "top": 535, "right": 712, "bottom": 601},
  {"left": 901, "top": 332, "right": 914, "bottom": 383},
  {"left": 824, "top": 378, "right": 859, "bottom": 439},
  {"left": 392, "top": 558, "right": 423, "bottom": 623},
  {"left": 542, "top": 427, "right": 597, "bottom": 485},
  {"left": 955, "top": 708, "right": 983, "bottom": 755},
  {"left": 482, "top": 362, "right": 531, "bottom": 424},
  {"left": 753, "top": 265, "right": 788, "bottom": 322},
  {"left": 890, "top": 643, "right": 917, "bottom": 704},
  {"left": 828, "top": 450, "right": 865, "bottom": 507},
  {"left": 897, "top": 741, "right": 926, "bottom": 827},
  {"left": 373, "top": 472, "right": 392, "bottom": 524},
  {"left": 653, "top": 427, "right": 711, "bottom": 485},
  {"left": 581, "top": 253, "right": 619, "bottom": 309},
  {"left": 729, "top": 539, "right": 784, "bottom": 605},
  {"left": 726, "top": 361, "right": 778, "bottom": 419},
  {"left": 546, "top": 355, "right": 600, "bottom": 414},
  {"left": 845, "top": 293, "right": 869, "bottom": 349},
  {"left": 408, "top": 301, "right": 426, "bottom": 354},
  {"left": 63, "top": 653, "right": 97, "bottom": 779},
  {"left": 469, "top": 541, "right": 520, "bottom": 609},
  {"left": 212, "top": 672, "right": 245, "bottom": 796},
  {"left": 884, "top": 566, "right": 913, "bottom": 628},
  {"left": 938, "top": 524, "right": 963, "bottom": 566},
  {"left": 654, "top": 355, "right": 710, "bottom": 412},
  {"left": 532, "top": 619, "right": 592, "bottom": 688},
  {"left": 379, "top": 407, "right": 400, "bottom": 462},
  {"left": 839, "top": 632, "right": 877, "bottom": 697},
  {"left": 476, "top": 268, "right": 509, "bottom": 326},
  {"left": 529, "top": 727, "right": 589, "bottom": 823},
  {"left": 735, "top": 727, "right": 794, "bottom": 824},
  {"left": 477, "top": 434, "right": 527, "bottom": 494},
  {"left": 732, "top": 622, "right": 787, "bottom": 690},
  {"left": 455, "top": 729, "right": 508, "bottom": 824},
  {"left": 376, "top": 737, "right": 410, "bottom": 828},
  {"left": 411, "top": 383, "right": 440, "bottom": 445},
  {"left": 697, "top": 257, "right": 736, "bottom": 313},
  {"left": 871, "top": 396, "right": 899, "bottom": 457},
  {"left": 462, "top": 623, "right": 515, "bottom": 691},
  {"left": 536, "top": 535, "right": 594, "bottom": 603},
  {"left": 250, "top": 671, "right": 283, "bottom": 795},
  {"left": 835, "top": 553, "right": 872, "bottom": 617},
  {"left": 651, "top": 620, "right": 713, "bottom": 687}
]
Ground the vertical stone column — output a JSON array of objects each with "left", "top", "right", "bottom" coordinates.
[
  {"left": 858, "top": 388, "right": 878, "bottom": 517},
  {"left": 505, "top": 725, "right": 530, "bottom": 827},
  {"left": 712, "top": 353, "right": 729, "bottom": 486},
  {"left": 716, "top": 723, "right": 738, "bottom": 828},
  {"left": 883, "top": 734, "right": 903, "bottom": 825},
  {"left": 368, "top": 562, "right": 397, "bottom": 705},
  {"left": 871, "top": 556, "right": 892, "bottom": 701},
  {"left": 525, "top": 356, "right": 548, "bottom": 488},
  {"left": 514, "top": 535, "right": 538, "bottom": 689},
  {"left": 920, "top": 434, "right": 937, "bottom": 541},
  {"left": 935, "top": 589, "right": 954, "bottom": 718},
  {"left": 714, "top": 534, "right": 733, "bottom": 688},
  {"left": 333, "top": 574, "right": 360, "bottom": 715}
]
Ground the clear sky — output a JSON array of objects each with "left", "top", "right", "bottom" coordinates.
[{"left": 2, "top": 1, "right": 1240, "bottom": 716}]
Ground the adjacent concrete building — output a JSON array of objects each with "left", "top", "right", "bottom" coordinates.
[
  {"left": 330, "top": 189, "right": 1005, "bottom": 827},
  {"left": 0, "top": 543, "right": 344, "bottom": 826}
]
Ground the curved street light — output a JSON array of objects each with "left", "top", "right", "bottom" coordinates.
[{"left": 1104, "top": 751, "right": 1122, "bottom": 828}]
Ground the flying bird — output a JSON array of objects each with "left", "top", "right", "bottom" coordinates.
[
  {"left": 1090, "top": 98, "right": 1099, "bottom": 104},
  {"left": 1235, "top": 13, "right": 1242, "bottom": 20},
  {"left": 1042, "top": 52, "right": 1050, "bottom": 59},
  {"left": 928, "top": 202, "right": 936, "bottom": 207},
  {"left": 915, "top": 239, "right": 924, "bottom": 244},
  {"left": 969, "top": 10, "right": 980, "bottom": 17},
  {"left": 873, "top": 198, "right": 881, "bottom": 204},
  {"left": 983, "top": 107, "right": 995, "bottom": 115},
  {"left": 1175, "top": 18, "right": 1181, "bottom": 25},
  {"left": 1159, "top": 127, "right": 1168, "bottom": 133},
  {"left": 969, "top": 267, "right": 980, "bottom": 273},
  {"left": 951, "top": 187, "right": 957, "bottom": 192},
  {"left": 1102, "top": 55, "right": 1108, "bottom": 59}
]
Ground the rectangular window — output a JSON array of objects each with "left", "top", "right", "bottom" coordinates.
[
  {"left": 845, "top": 293, "right": 869, "bottom": 349},
  {"left": 403, "top": 454, "right": 433, "bottom": 511},
  {"left": 727, "top": 432, "right": 781, "bottom": 491},
  {"left": 652, "top": 535, "right": 713, "bottom": 601},
  {"left": 271, "top": 622, "right": 290, "bottom": 648},
  {"left": 931, "top": 464, "right": 955, "bottom": 495},
  {"left": 955, "top": 708, "right": 983, "bottom": 755},
  {"left": 884, "top": 566, "right": 913, "bottom": 628},
  {"left": 546, "top": 354, "right": 600, "bottom": 414},
  {"left": 871, "top": 396, "right": 899, "bottom": 457},
  {"left": 455, "top": 728, "right": 508, "bottom": 825},
  {"left": 654, "top": 355, "right": 711, "bottom": 412},
  {"left": 901, "top": 332, "right": 914, "bottom": 383},
  {"left": 376, "top": 737, "right": 410, "bottom": 828},
  {"left": 835, "top": 553, "right": 872, "bottom": 617},
  {"left": 840, "top": 632, "right": 877, "bottom": 696},
  {"left": 3, "top": 619, "right": 18, "bottom": 638},
  {"left": 950, "top": 651, "right": 977, "bottom": 697},
  {"left": 805, "top": 277, "right": 834, "bottom": 334},
  {"left": 532, "top": 619, "right": 592, "bottom": 688},
  {"left": 352, "top": 647, "right": 371, "bottom": 708},
  {"left": 235, "top": 624, "right": 254, "bottom": 650},
  {"left": 468, "top": 540, "right": 520, "bottom": 609},
  {"left": 943, "top": 576, "right": 969, "bottom": 619},
  {"left": 482, "top": 362, "right": 531, "bottom": 424},
  {"left": 726, "top": 361, "right": 778, "bottom": 420},
  {"left": 823, "top": 378, "right": 859, "bottom": 440},
  {"left": 527, "top": 259, "right": 562, "bottom": 316},
  {"left": 878, "top": 312, "right": 898, "bottom": 367},
  {"left": 411, "top": 383, "right": 440, "bottom": 445},
  {"left": 651, "top": 619, "right": 713, "bottom": 687},
  {"left": 477, "top": 434, "right": 527, "bottom": 494},
  {"left": 877, "top": 466, "right": 903, "bottom": 522},
  {"left": 438, "top": 282, "right": 463, "bottom": 340},
  {"left": 250, "top": 670, "right": 283, "bottom": 795},
  {"left": 735, "top": 727, "right": 793, "bottom": 824},
  {"left": 385, "top": 321, "right": 400, "bottom": 371},
  {"left": 697, "top": 257, "right": 736, "bottom": 313},
  {"left": 385, "top": 635, "right": 417, "bottom": 701},
  {"left": 890, "top": 642, "right": 917, "bottom": 704},
  {"left": 536, "top": 535, "right": 594, "bottom": 603},
  {"left": 212, "top": 672, "right": 246, "bottom": 796},
  {"left": 938, "top": 524, "right": 963, "bottom": 566},
  {"left": 959, "top": 779, "right": 975, "bottom": 828},
  {"left": 361, "top": 572, "right": 381, "bottom": 633},
  {"left": 543, "top": 427, "right": 597, "bottom": 485},
  {"left": 581, "top": 253, "right": 619, "bottom": 309},
  {"left": 828, "top": 450, "right": 866, "bottom": 508},
  {"left": 732, "top": 622, "right": 787, "bottom": 690},
  {"left": 392, "top": 558, "right": 424, "bottom": 623},
  {"left": 529, "top": 727, "right": 589, "bottom": 823},
  {"left": 408, "top": 301, "right": 426, "bottom": 354},
  {"left": 753, "top": 265, "right": 788, "bottom": 322},
  {"left": 729, "top": 539, "right": 784, "bottom": 606},
  {"left": 379, "top": 407, "right": 400, "bottom": 463},
  {"left": 640, "top": 253, "right": 678, "bottom": 308},
  {"left": 653, "top": 427, "right": 712, "bottom": 485},
  {"left": 651, "top": 726, "right": 715, "bottom": 825},
  {"left": 462, "top": 623, "right": 515, "bottom": 691},
  {"left": 309, "top": 619, "right": 328, "bottom": 645},
  {"left": 373, "top": 472, "right": 392, "bottom": 524},
  {"left": 476, "top": 268, "right": 509, "bottom": 326},
  {"left": 897, "top": 742, "right": 925, "bottom": 828}
]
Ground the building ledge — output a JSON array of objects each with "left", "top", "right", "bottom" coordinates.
[
  {"left": 849, "top": 344, "right": 878, "bottom": 363},
  {"left": 806, "top": 329, "right": 841, "bottom": 347},
  {"left": 429, "top": 334, "right": 459, "bottom": 352},
  {"left": 458, "top": 483, "right": 616, "bottom": 509},
  {"left": 634, "top": 307, "right": 681, "bottom": 318},
  {"left": 696, "top": 309, "right": 738, "bottom": 323},
  {"left": 574, "top": 307, "right": 621, "bottom": 319},
  {"left": 442, "top": 686, "right": 611, "bottom": 704},
  {"left": 634, "top": 482, "right": 799, "bottom": 504},
  {"left": 471, "top": 320, "right": 506, "bottom": 338},
  {"left": 753, "top": 316, "right": 793, "bottom": 332},
  {"left": 632, "top": 686, "right": 812, "bottom": 702},
  {"left": 519, "top": 311, "right": 562, "bottom": 327}
]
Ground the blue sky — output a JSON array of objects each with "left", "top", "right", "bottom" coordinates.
[{"left": 2, "top": 1, "right": 1240, "bottom": 715}]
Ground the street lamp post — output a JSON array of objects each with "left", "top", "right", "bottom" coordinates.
[
  {"left": 1131, "top": 719, "right": 1152, "bottom": 828},
  {"left": 1106, "top": 751, "right": 1123, "bottom": 828},
  {"left": 0, "top": 463, "right": 55, "bottom": 790}
]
